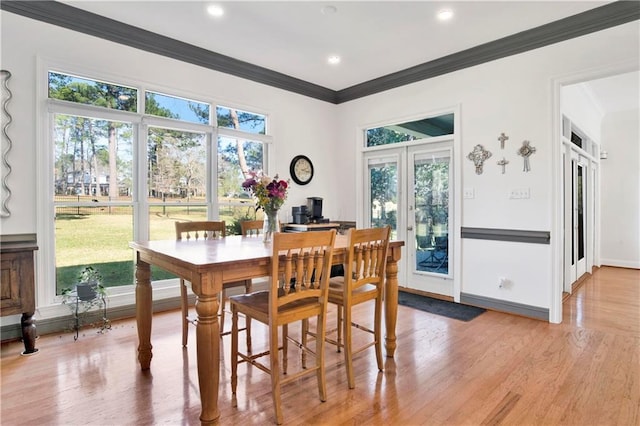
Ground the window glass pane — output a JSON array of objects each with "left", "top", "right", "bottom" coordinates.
[
  {"left": 48, "top": 71, "right": 137, "bottom": 112},
  {"left": 149, "top": 205, "right": 208, "bottom": 240},
  {"left": 414, "top": 155, "right": 449, "bottom": 275},
  {"left": 53, "top": 113, "right": 135, "bottom": 293},
  {"left": 55, "top": 206, "right": 134, "bottom": 294},
  {"left": 368, "top": 160, "right": 398, "bottom": 240},
  {"left": 147, "top": 127, "right": 207, "bottom": 204},
  {"left": 145, "top": 91, "right": 210, "bottom": 124},
  {"left": 217, "top": 135, "right": 264, "bottom": 232},
  {"left": 366, "top": 113, "right": 454, "bottom": 147},
  {"left": 216, "top": 106, "right": 266, "bottom": 134},
  {"left": 53, "top": 114, "right": 133, "bottom": 200},
  {"left": 218, "top": 204, "right": 263, "bottom": 236}
]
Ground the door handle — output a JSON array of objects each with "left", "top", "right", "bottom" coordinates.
[{"left": 407, "top": 226, "right": 413, "bottom": 231}]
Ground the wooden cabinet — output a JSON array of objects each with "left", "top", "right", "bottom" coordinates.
[{"left": 1, "top": 239, "right": 38, "bottom": 355}]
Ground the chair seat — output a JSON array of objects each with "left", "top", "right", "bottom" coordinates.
[
  {"left": 328, "top": 277, "right": 379, "bottom": 305},
  {"left": 230, "top": 290, "right": 323, "bottom": 326}
]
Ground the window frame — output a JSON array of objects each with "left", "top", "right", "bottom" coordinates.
[{"left": 37, "top": 63, "right": 272, "bottom": 311}]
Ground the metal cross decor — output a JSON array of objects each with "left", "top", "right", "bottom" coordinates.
[
  {"left": 467, "top": 144, "right": 492, "bottom": 175},
  {"left": 517, "top": 140, "right": 536, "bottom": 172},
  {"left": 498, "top": 132, "right": 509, "bottom": 149},
  {"left": 497, "top": 157, "right": 509, "bottom": 174}
]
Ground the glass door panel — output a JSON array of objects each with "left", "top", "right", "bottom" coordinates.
[
  {"left": 366, "top": 155, "right": 399, "bottom": 240},
  {"left": 412, "top": 151, "right": 450, "bottom": 275}
]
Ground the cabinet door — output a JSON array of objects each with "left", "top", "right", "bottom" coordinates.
[
  {"left": 1, "top": 253, "right": 23, "bottom": 313},
  {"left": 0, "top": 249, "right": 36, "bottom": 315}
]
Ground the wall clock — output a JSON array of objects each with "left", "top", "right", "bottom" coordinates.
[{"left": 289, "top": 155, "right": 314, "bottom": 185}]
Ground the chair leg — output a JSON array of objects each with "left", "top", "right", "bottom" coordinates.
[
  {"left": 219, "top": 290, "right": 226, "bottom": 336},
  {"left": 374, "top": 295, "right": 384, "bottom": 372},
  {"left": 244, "top": 280, "right": 252, "bottom": 352},
  {"left": 343, "top": 306, "right": 355, "bottom": 389},
  {"left": 336, "top": 305, "right": 343, "bottom": 353},
  {"left": 269, "top": 324, "right": 283, "bottom": 424},
  {"left": 301, "top": 318, "right": 308, "bottom": 369},
  {"left": 282, "top": 324, "right": 288, "bottom": 375},
  {"left": 180, "top": 279, "right": 189, "bottom": 347},
  {"left": 231, "top": 304, "right": 239, "bottom": 395},
  {"left": 315, "top": 313, "right": 327, "bottom": 402}
]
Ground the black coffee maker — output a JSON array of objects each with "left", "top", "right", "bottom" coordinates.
[{"left": 307, "top": 197, "right": 323, "bottom": 223}]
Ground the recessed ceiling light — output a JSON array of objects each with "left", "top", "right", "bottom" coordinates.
[
  {"left": 207, "top": 5, "right": 224, "bottom": 18},
  {"left": 437, "top": 8, "right": 454, "bottom": 21},
  {"left": 327, "top": 55, "right": 341, "bottom": 65},
  {"left": 321, "top": 5, "right": 338, "bottom": 15}
]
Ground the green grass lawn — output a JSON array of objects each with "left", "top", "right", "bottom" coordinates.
[{"left": 54, "top": 206, "right": 254, "bottom": 294}]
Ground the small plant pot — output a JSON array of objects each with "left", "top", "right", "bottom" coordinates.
[{"left": 76, "top": 282, "right": 98, "bottom": 302}]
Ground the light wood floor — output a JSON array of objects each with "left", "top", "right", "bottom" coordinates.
[{"left": 1, "top": 266, "right": 638, "bottom": 425}]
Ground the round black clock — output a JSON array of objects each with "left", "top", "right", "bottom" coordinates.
[{"left": 289, "top": 155, "right": 314, "bottom": 185}]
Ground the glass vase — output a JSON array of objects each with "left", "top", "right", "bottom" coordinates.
[{"left": 262, "top": 208, "right": 280, "bottom": 243}]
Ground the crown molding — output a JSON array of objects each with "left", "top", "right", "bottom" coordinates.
[
  {"left": 336, "top": 1, "right": 640, "bottom": 103},
  {"left": 0, "top": 0, "right": 338, "bottom": 103},
  {"left": 2, "top": 1, "right": 638, "bottom": 105}
]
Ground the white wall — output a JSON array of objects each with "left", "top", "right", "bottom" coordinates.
[
  {"left": 600, "top": 108, "right": 640, "bottom": 268},
  {"left": 562, "top": 84, "right": 604, "bottom": 142}
]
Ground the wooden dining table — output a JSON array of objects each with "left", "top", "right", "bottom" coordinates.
[{"left": 130, "top": 234, "right": 404, "bottom": 424}]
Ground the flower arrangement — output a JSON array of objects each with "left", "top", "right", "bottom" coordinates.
[{"left": 242, "top": 171, "right": 289, "bottom": 213}]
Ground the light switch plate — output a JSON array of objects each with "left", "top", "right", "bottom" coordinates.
[
  {"left": 463, "top": 188, "right": 475, "bottom": 199},
  {"left": 509, "top": 188, "right": 530, "bottom": 199}
]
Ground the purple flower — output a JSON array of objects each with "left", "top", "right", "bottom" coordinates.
[{"left": 242, "top": 178, "right": 256, "bottom": 189}]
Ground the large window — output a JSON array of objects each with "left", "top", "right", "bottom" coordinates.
[{"left": 47, "top": 71, "right": 269, "bottom": 297}]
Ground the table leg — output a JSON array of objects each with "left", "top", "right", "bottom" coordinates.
[
  {"left": 384, "top": 248, "right": 401, "bottom": 357},
  {"left": 194, "top": 276, "right": 221, "bottom": 424},
  {"left": 135, "top": 258, "right": 153, "bottom": 369}
]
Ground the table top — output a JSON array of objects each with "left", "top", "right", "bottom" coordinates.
[{"left": 130, "top": 235, "right": 403, "bottom": 269}]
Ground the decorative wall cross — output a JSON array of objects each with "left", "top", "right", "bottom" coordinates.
[
  {"left": 498, "top": 132, "right": 509, "bottom": 149},
  {"left": 467, "top": 144, "right": 492, "bottom": 175},
  {"left": 517, "top": 140, "right": 536, "bottom": 172},
  {"left": 497, "top": 157, "right": 509, "bottom": 174}
]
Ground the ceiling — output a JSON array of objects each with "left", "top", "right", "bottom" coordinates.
[{"left": 54, "top": 1, "right": 638, "bottom": 111}]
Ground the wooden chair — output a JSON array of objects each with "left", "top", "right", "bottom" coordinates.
[
  {"left": 175, "top": 220, "right": 251, "bottom": 346},
  {"left": 240, "top": 219, "right": 263, "bottom": 237},
  {"left": 323, "top": 226, "right": 390, "bottom": 389},
  {"left": 230, "top": 230, "right": 336, "bottom": 424}
]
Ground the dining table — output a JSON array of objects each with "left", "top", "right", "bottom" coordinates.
[{"left": 129, "top": 234, "right": 404, "bottom": 424}]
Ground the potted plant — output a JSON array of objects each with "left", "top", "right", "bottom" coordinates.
[{"left": 61, "top": 266, "right": 110, "bottom": 340}]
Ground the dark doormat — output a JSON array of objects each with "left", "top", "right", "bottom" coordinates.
[{"left": 398, "top": 291, "right": 486, "bottom": 322}]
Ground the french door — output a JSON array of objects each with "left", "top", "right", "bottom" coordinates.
[
  {"left": 564, "top": 148, "right": 592, "bottom": 290},
  {"left": 364, "top": 142, "right": 453, "bottom": 296}
]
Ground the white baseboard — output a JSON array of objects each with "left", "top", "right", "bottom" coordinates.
[{"left": 600, "top": 258, "right": 640, "bottom": 269}]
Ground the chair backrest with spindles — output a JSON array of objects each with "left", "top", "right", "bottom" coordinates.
[
  {"left": 240, "top": 220, "right": 264, "bottom": 237},
  {"left": 270, "top": 230, "right": 336, "bottom": 315},
  {"left": 343, "top": 226, "right": 391, "bottom": 293},
  {"left": 175, "top": 221, "right": 226, "bottom": 241}
]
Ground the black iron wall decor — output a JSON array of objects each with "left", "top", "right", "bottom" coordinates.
[{"left": 1, "top": 69, "right": 12, "bottom": 218}]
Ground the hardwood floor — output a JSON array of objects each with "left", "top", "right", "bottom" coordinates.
[{"left": 1, "top": 266, "right": 638, "bottom": 425}]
